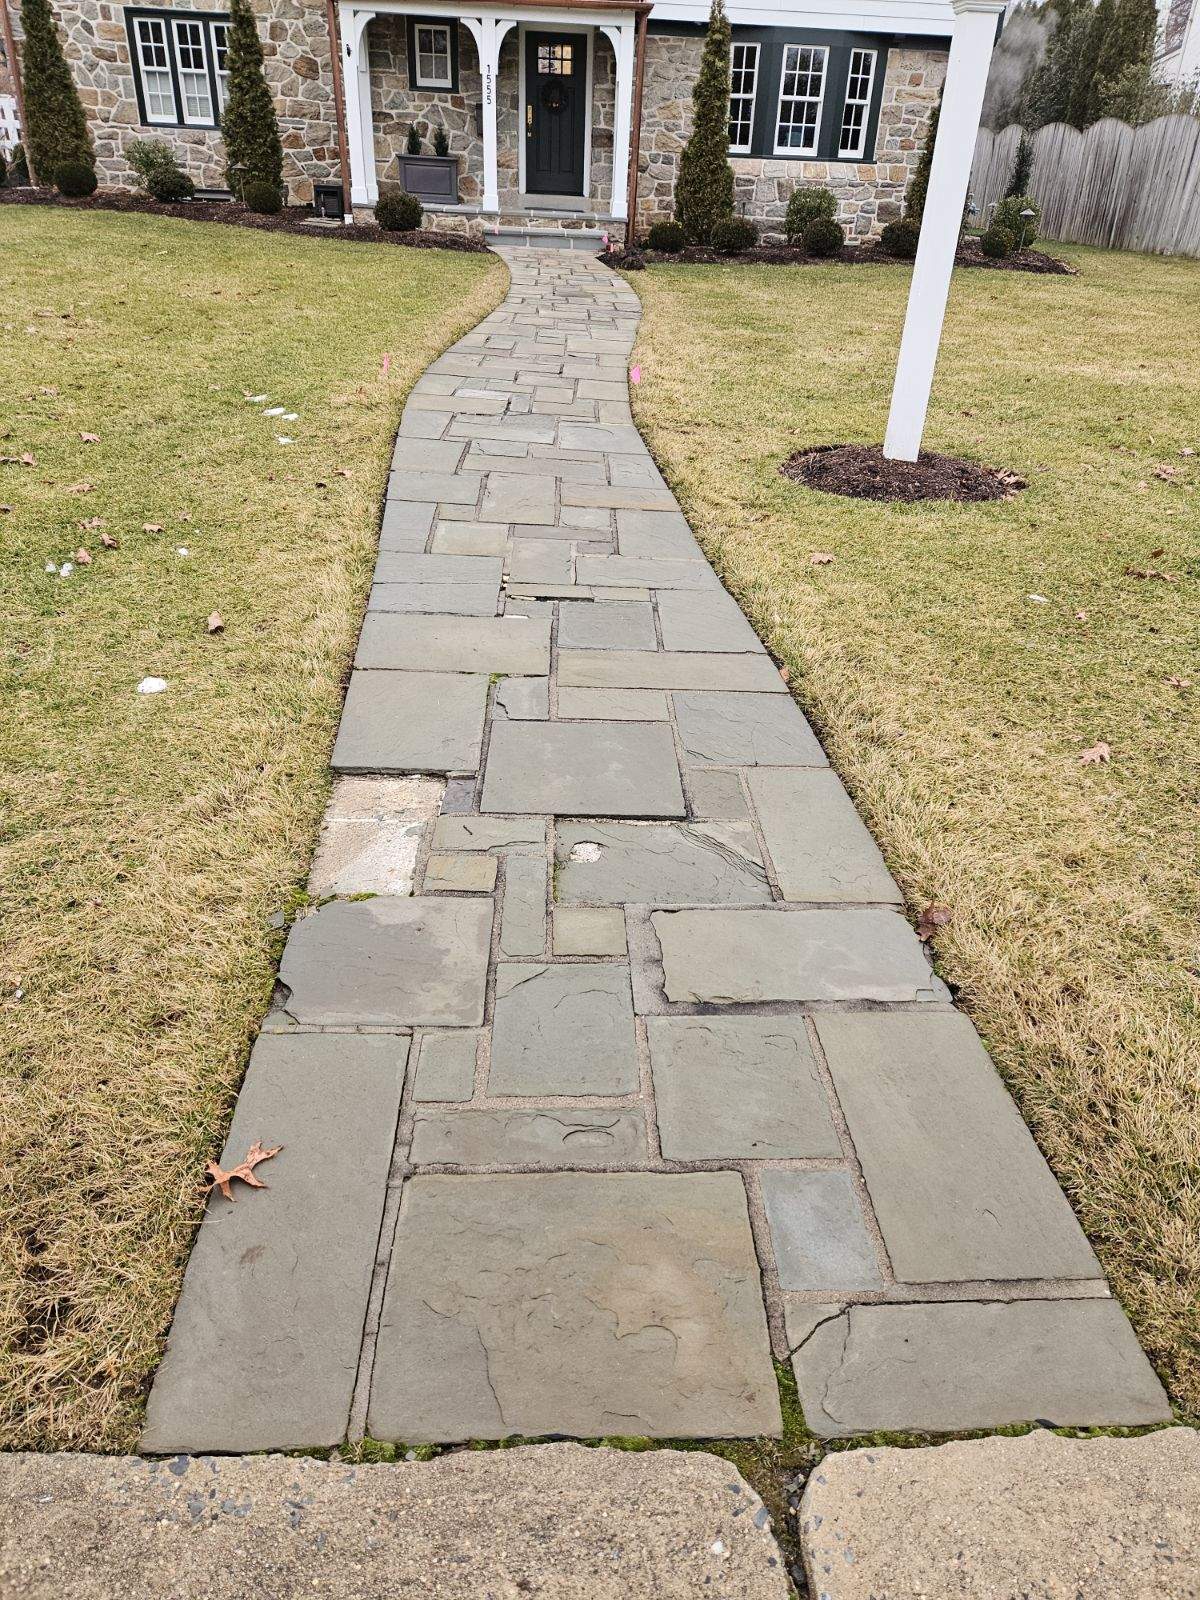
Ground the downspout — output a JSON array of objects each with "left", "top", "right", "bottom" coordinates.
[
  {"left": 0, "top": 0, "right": 33, "bottom": 184},
  {"left": 624, "top": 8, "right": 648, "bottom": 245},
  {"left": 324, "top": 0, "right": 354, "bottom": 223}
]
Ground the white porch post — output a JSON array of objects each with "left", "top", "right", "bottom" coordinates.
[
  {"left": 602, "top": 21, "right": 635, "bottom": 221},
  {"left": 882, "top": 0, "right": 1004, "bottom": 462},
  {"left": 463, "top": 15, "right": 514, "bottom": 215},
  {"left": 340, "top": 6, "right": 377, "bottom": 207}
]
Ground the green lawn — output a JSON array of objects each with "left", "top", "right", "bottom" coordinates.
[
  {"left": 628, "top": 245, "right": 1200, "bottom": 1419},
  {"left": 0, "top": 208, "right": 505, "bottom": 1451}
]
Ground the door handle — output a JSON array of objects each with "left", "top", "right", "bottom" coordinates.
[{"left": 526, "top": 102, "right": 533, "bottom": 130}]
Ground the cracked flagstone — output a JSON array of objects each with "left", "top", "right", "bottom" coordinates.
[{"left": 144, "top": 249, "right": 1167, "bottom": 1456}]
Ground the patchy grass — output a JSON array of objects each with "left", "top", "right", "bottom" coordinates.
[
  {"left": 628, "top": 246, "right": 1200, "bottom": 1418},
  {"left": 0, "top": 208, "right": 505, "bottom": 1451}
]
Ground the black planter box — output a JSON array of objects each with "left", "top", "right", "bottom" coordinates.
[{"left": 395, "top": 155, "right": 460, "bottom": 202}]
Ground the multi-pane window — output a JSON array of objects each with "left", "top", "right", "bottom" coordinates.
[
  {"left": 728, "top": 42, "right": 759, "bottom": 152},
  {"left": 133, "top": 16, "right": 176, "bottom": 124},
  {"left": 128, "top": 10, "right": 229, "bottom": 127},
  {"left": 537, "top": 42, "right": 573, "bottom": 74},
  {"left": 414, "top": 23, "right": 452, "bottom": 87},
  {"left": 173, "top": 18, "right": 213, "bottom": 125},
  {"left": 838, "top": 47, "right": 876, "bottom": 157},
  {"left": 775, "top": 44, "right": 827, "bottom": 154}
]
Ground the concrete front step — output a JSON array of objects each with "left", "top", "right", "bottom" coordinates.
[
  {"left": 0, "top": 1444, "right": 791, "bottom": 1600},
  {"left": 491, "top": 224, "right": 610, "bottom": 251}
]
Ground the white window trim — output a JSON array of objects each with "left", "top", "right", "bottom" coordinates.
[
  {"left": 212, "top": 19, "right": 231, "bottom": 112},
  {"left": 773, "top": 42, "right": 828, "bottom": 158},
  {"left": 171, "top": 16, "right": 214, "bottom": 127},
  {"left": 413, "top": 22, "right": 454, "bottom": 88},
  {"left": 728, "top": 40, "right": 759, "bottom": 155},
  {"left": 838, "top": 47, "right": 876, "bottom": 159},
  {"left": 134, "top": 16, "right": 177, "bottom": 126}
]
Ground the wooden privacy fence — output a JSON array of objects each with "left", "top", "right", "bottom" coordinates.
[{"left": 971, "top": 117, "right": 1200, "bottom": 257}]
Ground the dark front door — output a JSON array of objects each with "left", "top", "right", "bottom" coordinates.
[{"left": 525, "top": 31, "right": 587, "bottom": 195}]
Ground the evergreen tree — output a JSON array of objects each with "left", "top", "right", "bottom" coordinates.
[
  {"left": 1094, "top": 0, "right": 1158, "bottom": 108},
  {"left": 1019, "top": 0, "right": 1091, "bottom": 127},
  {"left": 19, "top": 0, "right": 93, "bottom": 185},
  {"left": 1005, "top": 130, "right": 1034, "bottom": 195},
  {"left": 1065, "top": 0, "right": 1109, "bottom": 127},
  {"left": 221, "top": 0, "right": 283, "bottom": 196},
  {"left": 674, "top": 0, "right": 734, "bottom": 244},
  {"left": 904, "top": 86, "right": 940, "bottom": 225}
]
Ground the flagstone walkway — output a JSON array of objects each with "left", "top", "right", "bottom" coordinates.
[{"left": 142, "top": 251, "right": 1168, "bottom": 1454}]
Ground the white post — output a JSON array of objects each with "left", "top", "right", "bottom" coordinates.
[
  {"left": 340, "top": 7, "right": 376, "bottom": 207},
  {"left": 603, "top": 21, "right": 634, "bottom": 221},
  {"left": 463, "top": 15, "right": 510, "bottom": 215},
  {"left": 882, "top": 0, "right": 1004, "bottom": 462}
]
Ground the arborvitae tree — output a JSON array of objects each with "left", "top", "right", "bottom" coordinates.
[
  {"left": 19, "top": 0, "right": 93, "bottom": 185},
  {"left": 1020, "top": 0, "right": 1091, "bottom": 127},
  {"left": 674, "top": 0, "right": 734, "bottom": 243},
  {"left": 904, "top": 86, "right": 940, "bottom": 226},
  {"left": 1068, "top": 0, "right": 1112, "bottom": 126},
  {"left": 221, "top": 0, "right": 283, "bottom": 196},
  {"left": 1094, "top": 0, "right": 1158, "bottom": 107},
  {"left": 1005, "top": 130, "right": 1034, "bottom": 195}
]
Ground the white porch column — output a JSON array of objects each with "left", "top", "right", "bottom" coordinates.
[
  {"left": 882, "top": 0, "right": 1004, "bottom": 462},
  {"left": 462, "top": 15, "right": 515, "bottom": 215},
  {"left": 339, "top": 6, "right": 377, "bottom": 207},
  {"left": 601, "top": 21, "right": 635, "bottom": 221}
]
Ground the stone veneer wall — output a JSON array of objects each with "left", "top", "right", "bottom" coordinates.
[
  {"left": 634, "top": 36, "right": 947, "bottom": 242},
  {"left": 7, "top": 0, "right": 342, "bottom": 200}
]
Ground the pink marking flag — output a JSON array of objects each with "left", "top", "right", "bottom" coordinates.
[
  {"left": 629, "top": 363, "right": 642, "bottom": 385},
  {"left": 381, "top": 352, "right": 392, "bottom": 379}
]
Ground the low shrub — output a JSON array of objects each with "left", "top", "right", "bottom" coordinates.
[
  {"left": 242, "top": 178, "right": 283, "bottom": 214},
  {"left": 375, "top": 189, "right": 423, "bottom": 232},
  {"left": 980, "top": 224, "right": 1014, "bottom": 259},
  {"left": 710, "top": 215, "right": 759, "bottom": 254},
  {"left": 803, "top": 216, "right": 845, "bottom": 258},
  {"left": 646, "top": 219, "right": 686, "bottom": 252},
  {"left": 0, "top": 151, "right": 7, "bottom": 186},
  {"left": 9, "top": 143, "right": 29, "bottom": 186},
  {"left": 55, "top": 160, "right": 98, "bottom": 198},
  {"left": 126, "top": 138, "right": 196, "bottom": 202},
  {"left": 785, "top": 184, "right": 836, "bottom": 244},
  {"left": 879, "top": 216, "right": 920, "bottom": 259},
  {"left": 991, "top": 192, "right": 1041, "bottom": 248}
]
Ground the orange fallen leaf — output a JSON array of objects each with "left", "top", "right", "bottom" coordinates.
[
  {"left": 1165, "top": 676, "right": 1191, "bottom": 690},
  {"left": 207, "top": 610, "right": 224, "bottom": 634},
  {"left": 78, "top": 515, "right": 105, "bottom": 530},
  {"left": 74, "top": 548, "right": 92, "bottom": 566},
  {"left": 779, "top": 664, "right": 790, "bottom": 684},
  {"left": 101, "top": 531, "right": 119, "bottom": 549},
  {"left": 810, "top": 551, "right": 835, "bottom": 566},
  {"left": 1079, "top": 741, "right": 1111, "bottom": 765},
  {"left": 79, "top": 431, "right": 101, "bottom": 444},
  {"left": 65, "top": 482, "right": 94, "bottom": 494},
  {"left": 21, "top": 453, "right": 36, "bottom": 467},
  {"left": 143, "top": 522, "right": 164, "bottom": 533},
  {"left": 204, "top": 1139, "right": 282, "bottom": 1201},
  {"left": 917, "top": 903, "right": 953, "bottom": 942}
]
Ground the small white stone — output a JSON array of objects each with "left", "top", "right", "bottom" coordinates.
[
  {"left": 262, "top": 406, "right": 286, "bottom": 416},
  {"left": 569, "top": 841, "right": 603, "bottom": 863},
  {"left": 137, "top": 676, "right": 168, "bottom": 694}
]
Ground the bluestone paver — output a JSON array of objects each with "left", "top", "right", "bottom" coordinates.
[
  {"left": 409, "top": 1108, "right": 646, "bottom": 1168},
  {"left": 499, "top": 851, "right": 547, "bottom": 956},
  {"left": 760, "top": 1169, "right": 883, "bottom": 1291},
  {"left": 424, "top": 851, "right": 497, "bottom": 893},
  {"left": 553, "top": 905, "right": 628, "bottom": 956},
  {"left": 141, "top": 1033, "right": 406, "bottom": 1452},
  {"left": 656, "top": 589, "right": 762, "bottom": 652},
  {"left": 558, "top": 649, "right": 786, "bottom": 692},
  {"left": 555, "top": 821, "right": 770, "bottom": 904},
  {"left": 489, "top": 962, "right": 638, "bottom": 1096},
  {"left": 356, "top": 614, "right": 550, "bottom": 675},
  {"left": 674, "top": 691, "right": 826, "bottom": 766},
  {"left": 748, "top": 768, "right": 901, "bottom": 902},
  {"left": 368, "top": 1172, "right": 782, "bottom": 1442},
  {"left": 412, "top": 1031, "right": 479, "bottom": 1102},
  {"left": 331, "top": 671, "right": 488, "bottom": 775},
  {"left": 557, "top": 599, "right": 657, "bottom": 650},
  {"left": 368, "top": 582, "right": 499, "bottom": 617},
  {"left": 482, "top": 720, "right": 685, "bottom": 816}
]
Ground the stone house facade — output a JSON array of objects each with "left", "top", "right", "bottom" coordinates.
[{"left": 7, "top": 0, "right": 950, "bottom": 238}]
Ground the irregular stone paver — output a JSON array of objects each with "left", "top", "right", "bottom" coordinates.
[
  {"left": 149, "top": 249, "right": 1166, "bottom": 1454},
  {"left": 816, "top": 1012, "right": 1102, "bottom": 1280},
  {"left": 410, "top": 1108, "right": 646, "bottom": 1168},
  {"left": 489, "top": 962, "right": 638, "bottom": 1095},
  {"left": 786, "top": 1300, "right": 1172, "bottom": 1437},
  {"left": 647, "top": 1017, "right": 840, "bottom": 1160},
  {"left": 749, "top": 768, "right": 901, "bottom": 902},
  {"left": 652, "top": 909, "right": 945, "bottom": 1004},
  {"left": 308, "top": 775, "right": 442, "bottom": 897},
  {"left": 331, "top": 671, "right": 488, "bottom": 774},
  {"left": 556, "top": 821, "right": 770, "bottom": 905},
  {"left": 141, "top": 1033, "right": 407, "bottom": 1453},
  {"left": 412, "top": 1031, "right": 479, "bottom": 1102},
  {"left": 280, "top": 898, "right": 491, "bottom": 1026},
  {"left": 798, "top": 1428, "right": 1200, "bottom": 1600},
  {"left": 760, "top": 1169, "right": 883, "bottom": 1291},
  {"left": 368, "top": 1173, "right": 782, "bottom": 1442},
  {"left": 482, "top": 720, "right": 685, "bottom": 817}
]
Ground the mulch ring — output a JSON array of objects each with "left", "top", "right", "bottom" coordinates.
[
  {"left": 0, "top": 185, "right": 490, "bottom": 252},
  {"left": 603, "top": 238, "right": 1074, "bottom": 275},
  {"left": 781, "top": 443, "right": 1028, "bottom": 504}
]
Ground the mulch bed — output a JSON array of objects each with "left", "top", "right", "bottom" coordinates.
[
  {"left": 781, "top": 443, "right": 1028, "bottom": 504},
  {"left": 603, "top": 236, "right": 1074, "bottom": 275},
  {"left": 0, "top": 185, "right": 490, "bottom": 252}
]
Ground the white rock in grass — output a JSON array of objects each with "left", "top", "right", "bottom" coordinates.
[
  {"left": 246, "top": 394, "right": 268, "bottom": 403},
  {"left": 263, "top": 406, "right": 286, "bottom": 417},
  {"left": 176, "top": 547, "right": 190, "bottom": 557},
  {"left": 276, "top": 436, "right": 294, "bottom": 446},
  {"left": 59, "top": 562, "right": 74, "bottom": 577},
  {"left": 282, "top": 412, "right": 298, "bottom": 421},
  {"left": 45, "top": 561, "right": 57, "bottom": 573},
  {"left": 137, "top": 677, "right": 168, "bottom": 695}
]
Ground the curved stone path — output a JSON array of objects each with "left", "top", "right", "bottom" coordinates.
[{"left": 142, "top": 251, "right": 1168, "bottom": 1454}]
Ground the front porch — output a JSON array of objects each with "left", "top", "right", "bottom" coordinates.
[{"left": 338, "top": 1, "right": 649, "bottom": 236}]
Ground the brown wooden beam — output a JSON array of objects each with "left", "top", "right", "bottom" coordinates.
[
  {"left": 0, "top": 0, "right": 32, "bottom": 184},
  {"left": 624, "top": 7, "right": 648, "bottom": 244},
  {"left": 324, "top": 0, "right": 354, "bottom": 221}
]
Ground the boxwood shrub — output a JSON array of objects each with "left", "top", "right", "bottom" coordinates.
[
  {"left": 710, "top": 215, "right": 759, "bottom": 254},
  {"left": 786, "top": 185, "right": 836, "bottom": 244},
  {"left": 375, "top": 189, "right": 423, "bottom": 232},
  {"left": 980, "top": 224, "right": 1015, "bottom": 259},
  {"left": 55, "top": 160, "right": 98, "bottom": 198},
  {"left": 646, "top": 219, "right": 686, "bottom": 252},
  {"left": 879, "top": 216, "right": 920, "bottom": 259},
  {"left": 803, "top": 216, "right": 845, "bottom": 258}
]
